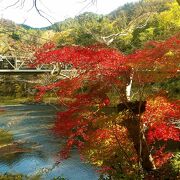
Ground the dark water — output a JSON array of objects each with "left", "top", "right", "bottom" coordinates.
[{"left": 0, "top": 104, "right": 99, "bottom": 180}]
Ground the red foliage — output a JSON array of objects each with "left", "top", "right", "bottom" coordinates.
[
  {"left": 35, "top": 44, "right": 128, "bottom": 73},
  {"left": 147, "top": 122, "right": 180, "bottom": 144},
  {"left": 127, "top": 36, "right": 180, "bottom": 71},
  {"left": 127, "top": 35, "right": 180, "bottom": 84},
  {"left": 142, "top": 96, "right": 180, "bottom": 144},
  {"left": 141, "top": 96, "right": 180, "bottom": 167},
  {"left": 97, "top": 166, "right": 113, "bottom": 174},
  {"left": 93, "top": 129, "right": 112, "bottom": 140},
  {"left": 153, "top": 146, "right": 173, "bottom": 168},
  {"left": 34, "top": 35, "right": 180, "bottom": 174}
]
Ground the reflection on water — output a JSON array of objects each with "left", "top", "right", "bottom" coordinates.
[{"left": 0, "top": 104, "right": 98, "bottom": 180}]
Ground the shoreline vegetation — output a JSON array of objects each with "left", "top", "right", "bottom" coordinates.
[
  {"left": 0, "top": 129, "right": 31, "bottom": 160},
  {"left": 0, "top": 96, "right": 58, "bottom": 105}
]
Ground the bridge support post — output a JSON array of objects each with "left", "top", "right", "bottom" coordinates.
[{"left": 14, "top": 57, "right": 18, "bottom": 70}]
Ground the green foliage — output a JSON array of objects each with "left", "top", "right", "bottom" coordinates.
[
  {"left": 0, "top": 173, "right": 42, "bottom": 180},
  {"left": 1, "top": 0, "right": 179, "bottom": 54},
  {"left": 52, "top": 12, "right": 115, "bottom": 47},
  {"left": 0, "top": 75, "right": 38, "bottom": 100},
  {"left": 156, "top": 77, "right": 180, "bottom": 100},
  {"left": 128, "top": 1, "right": 180, "bottom": 52},
  {"left": 157, "top": 1, "right": 180, "bottom": 37},
  {"left": 11, "top": 32, "right": 21, "bottom": 41},
  {"left": 99, "top": 173, "right": 143, "bottom": 180},
  {"left": 0, "top": 129, "right": 13, "bottom": 146},
  {"left": 52, "top": 176, "right": 68, "bottom": 180},
  {"left": 0, "top": 173, "right": 26, "bottom": 180},
  {"left": 74, "top": 32, "right": 96, "bottom": 46},
  {"left": 171, "top": 152, "right": 180, "bottom": 173}
]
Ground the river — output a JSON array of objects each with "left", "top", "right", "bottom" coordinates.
[{"left": 0, "top": 104, "right": 99, "bottom": 180}]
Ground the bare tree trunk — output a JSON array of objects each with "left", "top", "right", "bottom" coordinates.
[
  {"left": 123, "top": 115, "right": 155, "bottom": 171},
  {"left": 118, "top": 68, "right": 155, "bottom": 172},
  {"left": 126, "top": 69, "right": 133, "bottom": 101}
]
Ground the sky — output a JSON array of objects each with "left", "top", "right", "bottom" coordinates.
[{"left": 0, "top": 0, "right": 138, "bottom": 28}]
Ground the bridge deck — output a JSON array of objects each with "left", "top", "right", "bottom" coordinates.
[
  {"left": 0, "top": 69, "right": 53, "bottom": 73},
  {"left": 0, "top": 55, "right": 77, "bottom": 77}
]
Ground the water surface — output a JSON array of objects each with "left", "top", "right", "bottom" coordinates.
[{"left": 0, "top": 104, "right": 98, "bottom": 180}]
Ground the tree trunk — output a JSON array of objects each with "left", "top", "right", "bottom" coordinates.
[
  {"left": 123, "top": 116, "right": 154, "bottom": 171},
  {"left": 126, "top": 68, "right": 133, "bottom": 101},
  {"left": 117, "top": 102, "right": 155, "bottom": 171}
]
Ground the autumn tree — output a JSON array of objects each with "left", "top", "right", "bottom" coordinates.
[{"left": 34, "top": 34, "right": 180, "bottom": 178}]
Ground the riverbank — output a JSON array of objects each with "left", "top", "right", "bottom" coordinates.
[{"left": 0, "top": 96, "right": 58, "bottom": 105}]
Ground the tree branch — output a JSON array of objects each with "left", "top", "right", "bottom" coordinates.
[
  {"left": 33, "top": 0, "right": 53, "bottom": 25},
  {"left": 4, "top": 0, "right": 20, "bottom": 10},
  {"left": 1, "top": 0, "right": 53, "bottom": 26},
  {"left": 101, "top": 12, "right": 156, "bottom": 45}
]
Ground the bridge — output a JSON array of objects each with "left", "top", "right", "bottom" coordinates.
[{"left": 0, "top": 55, "right": 77, "bottom": 78}]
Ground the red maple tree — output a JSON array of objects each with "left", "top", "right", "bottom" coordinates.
[{"left": 34, "top": 35, "right": 180, "bottom": 178}]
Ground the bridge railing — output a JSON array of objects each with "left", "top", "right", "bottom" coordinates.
[
  {"left": 0, "top": 55, "right": 78, "bottom": 79},
  {"left": 0, "top": 55, "right": 52, "bottom": 70}
]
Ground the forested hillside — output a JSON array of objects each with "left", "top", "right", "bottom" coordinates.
[
  {"left": 1, "top": 0, "right": 179, "bottom": 55},
  {"left": 0, "top": 0, "right": 179, "bottom": 101},
  {"left": 47, "top": 0, "right": 180, "bottom": 53},
  {"left": 0, "top": 19, "right": 54, "bottom": 56}
]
